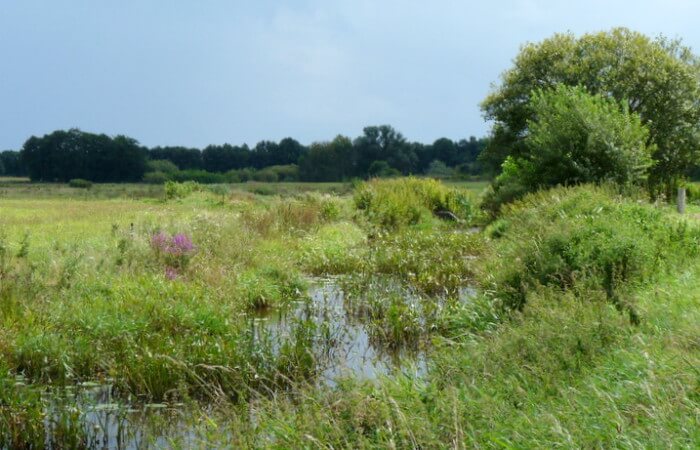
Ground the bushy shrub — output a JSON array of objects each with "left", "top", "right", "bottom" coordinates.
[
  {"left": 146, "top": 159, "right": 179, "bottom": 174},
  {"left": 483, "top": 185, "right": 700, "bottom": 322},
  {"left": 484, "top": 85, "right": 654, "bottom": 213},
  {"left": 425, "top": 160, "right": 454, "bottom": 179},
  {"left": 268, "top": 164, "right": 300, "bottom": 182},
  {"left": 164, "top": 181, "right": 201, "bottom": 199},
  {"left": 68, "top": 179, "right": 92, "bottom": 188},
  {"left": 368, "top": 161, "right": 401, "bottom": 178},
  {"left": 252, "top": 168, "right": 279, "bottom": 182},
  {"left": 224, "top": 170, "right": 242, "bottom": 183},
  {"left": 170, "top": 170, "right": 226, "bottom": 184},
  {"left": 354, "top": 177, "right": 474, "bottom": 229}
]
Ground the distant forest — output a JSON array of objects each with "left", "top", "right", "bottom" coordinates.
[{"left": 0, "top": 126, "right": 489, "bottom": 183}]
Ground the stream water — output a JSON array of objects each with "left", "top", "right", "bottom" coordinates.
[
  {"left": 252, "top": 279, "right": 428, "bottom": 385},
  {"left": 20, "top": 279, "right": 476, "bottom": 449}
]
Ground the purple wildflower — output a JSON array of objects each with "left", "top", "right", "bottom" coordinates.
[
  {"left": 169, "top": 233, "right": 195, "bottom": 255},
  {"left": 151, "top": 232, "right": 196, "bottom": 279},
  {"left": 165, "top": 266, "right": 179, "bottom": 280},
  {"left": 150, "top": 231, "right": 169, "bottom": 252}
]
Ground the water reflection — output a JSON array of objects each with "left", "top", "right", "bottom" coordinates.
[{"left": 23, "top": 279, "right": 476, "bottom": 449}]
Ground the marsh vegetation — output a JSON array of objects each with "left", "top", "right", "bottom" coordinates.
[{"left": 0, "top": 177, "right": 698, "bottom": 448}]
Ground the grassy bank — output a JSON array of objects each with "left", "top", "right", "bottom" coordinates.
[{"left": 0, "top": 181, "right": 698, "bottom": 447}]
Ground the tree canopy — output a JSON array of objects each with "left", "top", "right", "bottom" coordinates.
[
  {"left": 484, "top": 85, "right": 655, "bottom": 211},
  {"left": 481, "top": 28, "right": 700, "bottom": 194},
  {"left": 16, "top": 126, "right": 488, "bottom": 183},
  {"left": 21, "top": 129, "right": 148, "bottom": 182}
]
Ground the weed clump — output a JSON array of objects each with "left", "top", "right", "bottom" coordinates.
[{"left": 354, "top": 177, "right": 474, "bottom": 229}]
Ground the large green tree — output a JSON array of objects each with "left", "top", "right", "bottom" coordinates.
[
  {"left": 0, "top": 151, "right": 25, "bottom": 176},
  {"left": 353, "top": 125, "right": 416, "bottom": 176},
  {"left": 481, "top": 28, "right": 700, "bottom": 195},
  {"left": 484, "top": 85, "right": 655, "bottom": 212},
  {"left": 299, "top": 135, "right": 354, "bottom": 181},
  {"left": 21, "top": 129, "right": 147, "bottom": 182}
]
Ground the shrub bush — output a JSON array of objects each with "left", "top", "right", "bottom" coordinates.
[
  {"left": 164, "top": 181, "right": 201, "bottom": 200},
  {"left": 268, "top": 164, "right": 300, "bottom": 182},
  {"left": 224, "top": 170, "right": 242, "bottom": 183},
  {"left": 425, "top": 160, "right": 454, "bottom": 179},
  {"left": 68, "top": 179, "right": 92, "bottom": 189},
  {"left": 170, "top": 170, "right": 226, "bottom": 184},
  {"left": 146, "top": 159, "right": 179, "bottom": 174},
  {"left": 483, "top": 85, "right": 654, "bottom": 214},
  {"left": 252, "top": 169, "right": 279, "bottom": 182},
  {"left": 483, "top": 185, "right": 700, "bottom": 322}
]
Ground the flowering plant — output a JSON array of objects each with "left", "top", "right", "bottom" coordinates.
[{"left": 150, "top": 231, "right": 196, "bottom": 279}]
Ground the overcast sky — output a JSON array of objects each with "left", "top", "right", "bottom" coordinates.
[{"left": 1, "top": 0, "right": 699, "bottom": 150}]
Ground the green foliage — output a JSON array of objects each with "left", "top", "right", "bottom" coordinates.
[
  {"left": 266, "top": 164, "right": 300, "bottom": 182},
  {"left": 236, "top": 266, "right": 307, "bottom": 309},
  {"left": 681, "top": 182, "right": 700, "bottom": 204},
  {"left": 367, "top": 227, "right": 482, "bottom": 295},
  {"left": 300, "top": 222, "right": 366, "bottom": 275},
  {"left": 299, "top": 136, "right": 355, "bottom": 181},
  {"left": 527, "top": 86, "right": 653, "bottom": 185},
  {"left": 0, "top": 180, "right": 699, "bottom": 447},
  {"left": 142, "top": 171, "right": 170, "bottom": 184},
  {"left": 425, "top": 160, "right": 454, "bottom": 179},
  {"left": 68, "top": 178, "right": 93, "bottom": 189},
  {"left": 483, "top": 85, "right": 654, "bottom": 212},
  {"left": 481, "top": 28, "right": 700, "bottom": 194},
  {"left": 483, "top": 185, "right": 700, "bottom": 321},
  {"left": 354, "top": 177, "right": 474, "bottom": 229},
  {"left": 146, "top": 159, "right": 179, "bottom": 174},
  {"left": 367, "top": 160, "right": 401, "bottom": 178},
  {"left": 22, "top": 129, "right": 148, "bottom": 182},
  {"left": 164, "top": 180, "right": 201, "bottom": 199},
  {"left": 251, "top": 167, "right": 279, "bottom": 182},
  {"left": 170, "top": 169, "right": 227, "bottom": 184}
]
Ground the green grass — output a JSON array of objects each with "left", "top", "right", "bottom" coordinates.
[
  {"left": 0, "top": 178, "right": 489, "bottom": 200},
  {"left": 0, "top": 180, "right": 355, "bottom": 200},
  {"left": 0, "top": 180, "right": 698, "bottom": 447}
]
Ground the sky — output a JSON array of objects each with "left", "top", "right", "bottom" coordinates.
[{"left": 1, "top": 0, "right": 699, "bottom": 150}]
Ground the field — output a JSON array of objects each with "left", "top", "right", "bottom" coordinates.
[{"left": 0, "top": 179, "right": 699, "bottom": 448}]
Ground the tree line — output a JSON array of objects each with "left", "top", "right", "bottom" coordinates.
[{"left": 4, "top": 126, "right": 488, "bottom": 183}]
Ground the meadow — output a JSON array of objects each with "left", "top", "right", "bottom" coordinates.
[{"left": 0, "top": 178, "right": 698, "bottom": 448}]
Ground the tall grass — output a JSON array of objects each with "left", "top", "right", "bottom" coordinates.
[
  {"left": 1, "top": 181, "right": 698, "bottom": 447},
  {"left": 354, "top": 177, "right": 476, "bottom": 229},
  {"left": 482, "top": 185, "right": 700, "bottom": 323}
]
